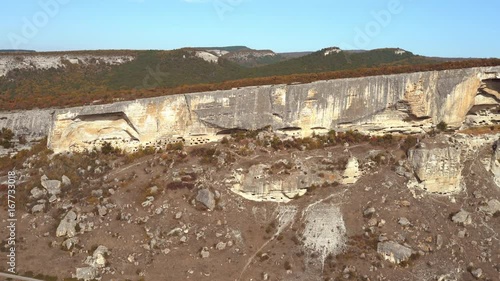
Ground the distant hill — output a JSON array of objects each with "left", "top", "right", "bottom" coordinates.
[
  {"left": 0, "top": 46, "right": 498, "bottom": 110},
  {"left": 0, "top": 49, "right": 36, "bottom": 53}
]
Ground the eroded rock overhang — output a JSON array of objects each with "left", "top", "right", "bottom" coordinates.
[{"left": 47, "top": 66, "right": 500, "bottom": 153}]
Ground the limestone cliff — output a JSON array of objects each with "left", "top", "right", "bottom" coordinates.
[
  {"left": 0, "top": 66, "right": 499, "bottom": 153},
  {"left": 0, "top": 54, "right": 134, "bottom": 77}
]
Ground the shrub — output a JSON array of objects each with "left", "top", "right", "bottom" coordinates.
[
  {"left": 166, "top": 142, "right": 184, "bottom": 151},
  {"left": 101, "top": 141, "right": 120, "bottom": 155},
  {"left": 436, "top": 121, "right": 447, "bottom": 131},
  {"left": 401, "top": 136, "right": 418, "bottom": 155}
]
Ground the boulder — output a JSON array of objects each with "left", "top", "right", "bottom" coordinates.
[
  {"left": 85, "top": 245, "right": 109, "bottom": 268},
  {"left": 196, "top": 189, "right": 216, "bottom": 210},
  {"left": 31, "top": 204, "right": 45, "bottom": 213},
  {"left": 62, "top": 175, "right": 71, "bottom": 187},
  {"left": 377, "top": 241, "right": 413, "bottom": 264},
  {"left": 41, "top": 179, "right": 62, "bottom": 196},
  {"left": 479, "top": 199, "right": 500, "bottom": 216},
  {"left": 56, "top": 210, "right": 78, "bottom": 238},
  {"left": 74, "top": 267, "right": 98, "bottom": 281},
  {"left": 408, "top": 145, "right": 463, "bottom": 194},
  {"left": 451, "top": 210, "right": 472, "bottom": 225},
  {"left": 30, "top": 187, "right": 46, "bottom": 199},
  {"left": 62, "top": 237, "right": 80, "bottom": 250}
]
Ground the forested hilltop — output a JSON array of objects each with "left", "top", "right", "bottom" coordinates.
[{"left": 0, "top": 47, "right": 499, "bottom": 110}]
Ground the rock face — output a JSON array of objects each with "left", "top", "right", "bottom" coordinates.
[
  {"left": 342, "top": 157, "right": 360, "bottom": 184},
  {"left": 408, "top": 145, "right": 463, "bottom": 194},
  {"left": 229, "top": 164, "right": 311, "bottom": 203},
  {"left": 0, "top": 54, "right": 134, "bottom": 77},
  {"left": 0, "top": 66, "right": 498, "bottom": 153},
  {"left": 490, "top": 139, "right": 500, "bottom": 187}
]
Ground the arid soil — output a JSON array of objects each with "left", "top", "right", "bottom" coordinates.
[{"left": 0, "top": 132, "right": 499, "bottom": 281}]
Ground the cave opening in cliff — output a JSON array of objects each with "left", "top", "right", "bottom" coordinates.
[
  {"left": 216, "top": 128, "right": 248, "bottom": 135},
  {"left": 480, "top": 78, "right": 500, "bottom": 97}
]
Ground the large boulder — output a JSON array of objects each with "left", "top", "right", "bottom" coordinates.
[
  {"left": 196, "top": 189, "right": 216, "bottom": 210},
  {"left": 74, "top": 267, "right": 98, "bottom": 281},
  {"left": 85, "top": 245, "right": 109, "bottom": 268},
  {"left": 229, "top": 163, "right": 312, "bottom": 203},
  {"left": 41, "top": 179, "right": 62, "bottom": 196},
  {"left": 377, "top": 241, "right": 413, "bottom": 264},
  {"left": 408, "top": 145, "right": 463, "bottom": 194},
  {"left": 56, "top": 211, "right": 78, "bottom": 238}
]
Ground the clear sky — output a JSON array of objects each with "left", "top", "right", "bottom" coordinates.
[{"left": 0, "top": 0, "right": 499, "bottom": 58}]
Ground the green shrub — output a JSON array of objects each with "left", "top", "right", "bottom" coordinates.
[{"left": 436, "top": 121, "right": 447, "bottom": 131}]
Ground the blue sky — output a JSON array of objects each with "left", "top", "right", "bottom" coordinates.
[{"left": 0, "top": 0, "right": 499, "bottom": 58}]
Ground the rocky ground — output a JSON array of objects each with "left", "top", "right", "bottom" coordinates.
[{"left": 0, "top": 130, "right": 499, "bottom": 281}]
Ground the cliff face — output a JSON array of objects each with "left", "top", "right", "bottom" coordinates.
[
  {"left": 1, "top": 66, "right": 499, "bottom": 153},
  {"left": 0, "top": 54, "right": 134, "bottom": 77}
]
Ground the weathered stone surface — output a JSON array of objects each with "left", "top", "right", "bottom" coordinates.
[
  {"left": 229, "top": 164, "right": 309, "bottom": 202},
  {"left": 342, "top": 157, "right": 360, "bottom": 185},
  {"left": 62, "top": 237, "right": 80, "bottom": 250},
  {"left": 377, "top": 241, "right": 413, "bottom": 264},
  {"left": 408, "top": 145, "right": 463, "bottom": 194},
  {"left": 31, "top": 204, "right": 45, "bottom": 213},
  {"left": 196, "top": 189, "right": 216, "bottom": 210},
  {"left": 62, "top": 175, "right": 72, "bottom": 187},
  {"left": 200, "top": 247, "right": 210, "bottom": 258},
  {"left": 30, "top": 187, "right": 46, "bottom": 199},
  {"left": 85, "top": 245, "right": 109, "bottom": 268},
  {"left": 491, "top": 138, "right": 500, "bottom": 187},
  {"left": 452, "top": 210, "right": 472, "bottom": 225},
  {"left": 41, "top": 179, "right": 62, "bottom": 196},
  {"left": 74, "top": 267, "right": 99, "bottom": 281},
  {"left": 32, "top": 66, "right": 499, "bottom": 153},
  {"left": 56, "top": 211, "right": 78, "bottom": 238},
  {"left": 479, "top": 199, "right": 500, "bottom": 216}
]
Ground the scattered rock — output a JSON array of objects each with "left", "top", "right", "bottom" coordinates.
[
  {"left": 74, "top": 267, "right": 98, "bottom": 281},
  {"left": 377, "top": 241, "right": 413, "bottom": 264},
  {"left": 62, "top": 237, "right": 80, "bottom": 250},
  {"left": 215, "top": 242, "right": 226, "bottom": 250},
  {"left": 97, "top": 205, "right": 107, "bottom": 217},
  {"left": 41, "top": 179, "right": 62, "bottom": 196},
  {"left": 85, "top": 245, "right": 109, "bottom": 268},
  {"left": 479, "top": 199, "right": 500, "bottom": 216},
  {"left": 200, "top": 247, "right": 210, "bottom": 258},
  {"left": 56, "top": 210, "right": 78, "bottom": 238},
  {"left": 31, "top": 204, "right": 45, "bottom": 213},
  {"left": 175, "top": 212, "right": 183, "bottom": 220},
  {"left": 196, "top": 189, "right": 216, "bottom": 210},
  {"left": 452, "top": 210, "right": 472, "bottom": 225},
  {"left": 30, "top": 187, "right": 46, "bottom": 199},
  {"left": 363, "top": 207, "right": 376, "bottom": 217},
  {"left": 398, "top": 217, "right": 411, "bottom": 227},
  {"left": 62, "top": 175, "right": 71, "bottom": 187},
  {"left": 471, "top": 268, "right": 483, "bottom": 279}
]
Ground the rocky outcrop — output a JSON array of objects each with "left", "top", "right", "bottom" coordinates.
[
  {"left": 47, "top": 66, "right": 499, "bottom": 153},
  {"left": 342, "top": 157, "right": 360, "bottom": 184},
  {"left": 408, "top": 145, "right": 463, "bottom": 194},
  {"left": 228, "top": 164, "right": 310, "bottom": 203},
  {"left": 490, "top": 138, "right": 500, "bottom": 187},
  {"left": 0, "top": 66, "right": 498, "bottom": 153},
  {"left": 0, "top": 54, "right": 134, "bottom": 77},
  {"left": 377, "top": 241, "right": 413, "bottom": 264}
]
